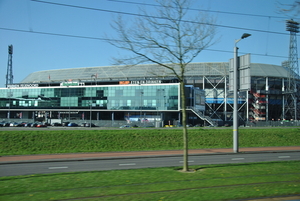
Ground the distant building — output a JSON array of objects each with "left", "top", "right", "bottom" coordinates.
[{"left": 0, "top": 60, "right": 299, "bottom": 126}]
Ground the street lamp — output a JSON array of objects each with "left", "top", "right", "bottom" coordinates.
[{"left": 233, "top": 33, "right": 251, "bottom": 153}]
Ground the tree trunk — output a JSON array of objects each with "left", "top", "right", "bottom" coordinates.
[{"left": 180, "top": 80, "right": 189, "bottom": 171}]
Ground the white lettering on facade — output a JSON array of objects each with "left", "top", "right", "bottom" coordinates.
[
  {"left": 7, "top": 84, "right": 39, "bottom": 88},
  {"left": 130, "top": 80, "right": 162, "bottom": 85}
]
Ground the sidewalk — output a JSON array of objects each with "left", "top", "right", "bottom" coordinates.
[{"left": 1, "top": 146, "right": 300, "bottom": 164}]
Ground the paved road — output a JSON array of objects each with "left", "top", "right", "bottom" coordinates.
[
  {"left": 1, "top": 146, "right": 300, "bottom": 176},
  {"left": 1, "top": 152, "right": 300, "bottom": 177},
  {"left": 2, "top": 146, "right": 300, "bottom": 163}
]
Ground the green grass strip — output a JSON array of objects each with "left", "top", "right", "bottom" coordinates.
[
  {"left": 0, "top": 161, "right": 299, "bottom": 201},
  {"left": 1, "top": 128, "right": 300, "bottom": 155}
]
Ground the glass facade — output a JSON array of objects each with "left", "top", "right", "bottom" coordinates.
[{"left": 0, "top": 84, "right": 179, "bottom": 111}]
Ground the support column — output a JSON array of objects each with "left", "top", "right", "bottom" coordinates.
[
  {"left": 282, "top": 78, "right": 285, "bottom": 120},
  {"left": 111, "top": 112, "right": 114, "bottom": 127},
  {"left": 224, "top": 76, "right": 227, "bottom": 121},
  {"left": 246, "top": 91, "right": 249, "bottom": 122},
  {"left": 266, "top": 77, "right": 269, "bottom": 121}
]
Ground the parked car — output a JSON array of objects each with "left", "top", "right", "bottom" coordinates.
[
  {"left": 62, "top": 122, "right": 70, "bottom": 127},
  {"left": 80, "top": 123, "right": 87, "bottom": 127},
  {"left": 85, "top": 123, "right": 97, "bottom": 127},
  {"left": 36, "top": 123, "right": 47, "bottom": 127},
  {"left": 24, "top": 122, "right": 33, "bottom": 127},
  {"left": 51, "top": 122, "right": 62, "bottom": 126},
  {"left": 119, "top": 125, "right": 130, "bottom": 128},
  {"left": 31, "top": 123, "right": 39, "bottom": 127},
  {"left": 18, "top": 122, "right": 27, "bottom": 127},
  {"left": 68, "top": 123, "right": 78, "bottom": 127},
  {"left": 0, "top": 122, "right": 10, "bottom": 127},
  {"left": 10, "top": 122, "right": 19, "bottom": 127},
  {"left": 31, "top": 122, "right": 44, "bottom": 127}
]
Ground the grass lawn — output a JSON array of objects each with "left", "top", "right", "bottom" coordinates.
[
  {"left": 0, "top": 161, "right": 299, "bottom": 201},
  {"left": 1, "top": 128, "right": 300, "bottom": 155}
]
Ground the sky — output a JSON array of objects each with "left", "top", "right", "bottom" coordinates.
[{"left": 0, "top": 0, "right": 299, "bottom": 87}]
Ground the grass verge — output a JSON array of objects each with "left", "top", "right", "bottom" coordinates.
[
  {"left": 0, "top": 161, "right": 299, "bottom": 201},
  {"left": 1, "top": 128, "right": 300, "bottom": 155}
]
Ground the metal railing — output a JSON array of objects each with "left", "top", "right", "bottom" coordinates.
[{"left": 186, "top": 107, "right": 216, "bottom": 127}]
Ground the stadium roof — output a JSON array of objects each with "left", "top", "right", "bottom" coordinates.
[{"left": 20, "top": 62, "right": 291, "bottom": 84}]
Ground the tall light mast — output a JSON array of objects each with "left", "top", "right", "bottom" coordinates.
[
  {"left": 6, "top": 45, "right": 13, "bottom": 87},
  {"left": 283, "top": 19, "right": 299, "bottom": 120}
]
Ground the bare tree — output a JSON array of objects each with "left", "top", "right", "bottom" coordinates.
[
  {"left": 107, "top": 0, "right": 217, "bottom": 172},
  {"left": 278, "top": 1, "right": 300, "bottom": 16}
]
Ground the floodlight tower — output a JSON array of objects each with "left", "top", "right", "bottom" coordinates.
[
  {"left": 284, "top": 19, "right": 299, "bottom": 120},
  {"left": 6, "top": 45, "right": 13, "bottom": 87}
]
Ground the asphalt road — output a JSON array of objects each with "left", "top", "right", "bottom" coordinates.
[{"left": 1, "top": 151, "right": 299, "bottom": 177}]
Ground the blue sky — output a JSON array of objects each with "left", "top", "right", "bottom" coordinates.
[{"left": 0, "top": 0, "right": 299, "bottom": 86}]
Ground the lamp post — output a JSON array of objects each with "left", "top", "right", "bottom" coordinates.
[{"left": 233, "top": 33, "right": 251, "bottom": 153}]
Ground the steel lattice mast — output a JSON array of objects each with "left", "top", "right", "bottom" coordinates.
[
  {"left": 284, "top": 19, "right": 299, "bottom": 120},
  {"left": 6, "top": 45, "right": 13, "bottom": 87}
]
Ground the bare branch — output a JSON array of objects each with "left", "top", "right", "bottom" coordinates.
[{"left": 277, "top": 1, "right": 300, "bottom": 17}]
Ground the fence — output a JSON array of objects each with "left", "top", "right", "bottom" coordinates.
[
  {"left": 2, "top": 118, "right": 300, "bottom": 128},
  {"left": 245, "top": 120, "right": 300, "bottom": 127},
  {"left": 1, "top": 118, "right": 160, "bottom": 128}
]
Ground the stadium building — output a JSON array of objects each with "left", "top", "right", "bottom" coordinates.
[{"left": 1, "top": 57, "right": 300, "bottom": 127}]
